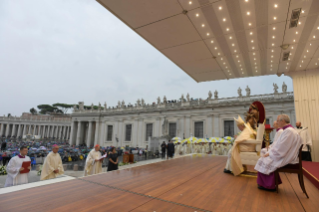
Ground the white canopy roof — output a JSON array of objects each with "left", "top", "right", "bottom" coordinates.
[{"left": 97, "top": 0, "right": 319, "bottom": 82}]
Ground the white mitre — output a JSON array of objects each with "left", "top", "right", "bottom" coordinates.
[{"left": 234, "top": 115, "right": 245, "bottom": 126}]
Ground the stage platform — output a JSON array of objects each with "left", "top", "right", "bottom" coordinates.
[{"left": 0, "top": 155, "right": 318, "bottom": 212}]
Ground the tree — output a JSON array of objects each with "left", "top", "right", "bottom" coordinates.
[
  {"left": 30, "top": 108, "right": 38, "bottom": 115},
  {"left": 52, "top": 103, "right": 74, "bottom": 114},
  {"left": 37, "top": 104, "right": 63, "bottom": 114},
  {"left": 7, "top": 113, "right": 11, "bottom": 117}
]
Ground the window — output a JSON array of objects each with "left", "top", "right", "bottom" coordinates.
[
  {"left": 145, "top": 123, "right": 153, "bottom": 141},
  {"left": 169, "top": 123, "right": 176, "bottom": 138},
  {"left": 194, "top": 121, "right": 204, "bottom": 138},
  {"left": 224, "top": 120, "right": 234, "bottom": 137},
  {"left": 266, "top": 118, "right": 270, "bottom": 125},
  {"left": 125, "top": 124, "right": 132, "bottom": 141},
  {"left": 107, "top": 125, "right": 113, "bottom": 141}
]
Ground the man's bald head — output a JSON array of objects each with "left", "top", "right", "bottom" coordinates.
[
  {"left": 296, "top": 121, "right": 301, "bottom": 128},
  {"left": 52, "top": 145, "right": 59, "bottom": 153}
]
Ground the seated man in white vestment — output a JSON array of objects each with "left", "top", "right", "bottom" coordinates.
[
  {"left": 255, "top": 114, "right": 302, "bottom": 191},
  {"left": 224, "top": 115, "right": 257, "bottom": 175},
  {"left": 5, "top": 146, "right": 31, "bottom": 187},
  {"left": 40, "top": 144, "right": 64, "bottom": 180},
  {"left": 84, "top": 144, "right": 103, "bottom": 176}
]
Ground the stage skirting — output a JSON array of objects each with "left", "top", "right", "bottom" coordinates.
[{"left": 303, "top": 161, "right": 319, "bottom": 190}]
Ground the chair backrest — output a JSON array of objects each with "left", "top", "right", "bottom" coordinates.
[
  {"left": 256, "top": 123, "right": 265, "bottom": 141},
  {"left": 298, "top": 144, "right": 303, "bottom": 170}
]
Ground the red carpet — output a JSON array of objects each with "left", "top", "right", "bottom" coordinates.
[{"left": 303, "top": 161, "right": 319, "bottom": 190}]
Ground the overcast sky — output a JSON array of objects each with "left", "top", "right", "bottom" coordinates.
[{"left": 0, "top": 0, "right": 293, "bottom": 116}]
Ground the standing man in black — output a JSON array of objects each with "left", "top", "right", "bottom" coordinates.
[
  {"left": 161, "top": 141, "right": 166, "bottom": 159},
  {"left": 167, "top": 140, "right": 175, "bottom": 160}
]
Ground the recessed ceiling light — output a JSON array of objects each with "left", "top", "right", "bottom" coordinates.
[
  {"left": 296, "top": 31, "right": 298, "bottom": 34},
  {"left": 307, "top": 50, "right": 309, "bottom": 52},
  {"left": 314, "top": 36, "right": 316, "bottom": 38},
  {"left": 288, "top": 58, "right": 290, "bottom": 60},
  {"left": 234, "top": 50, "right": 237, "bottom": 52},
  {"left": 304, "top": 55, "right": 306, "bottom": 58},
  {"left": 218, "top": 53, "right": 220, "bottom": 55},
  {"left": 251, "top": 40, "right": 254, "bottom": 43},
  {"left": 274, "top": 17, "right": 277, "bottom": 20},
  {"left": 293, "top": 39, "right": 296, "bottom": 42},
  {"left": 202, "top": 24, "right": 205, "bottom": 27},
  {"left": 272, "top": 50, "right": 274, "bottom": 52},
  {"left": 255, "top": 66, "right": 257, "bottom": 68},
  {"left": 226, "top": 28, "right": 229, "bottom": 31},
  {"left": 272, "top": 43, "right": 275, "bottom": 46},
  {"left": 242, "top": 72, "right": 244, "bottom": 74},
  {"left": 271, "top": 60, "right": 273, "bottom": 63},
  {"left": 239, "top": 64, "right": 241, "bottom": 67},
  {"left": 250, "top": 32, "right": 253, "bottom": 35},
  {"left": 287, "top": 63, "right": 289, "bottom": 65},
  {"left": 215, "top": 47, "right": 217, "bottom": 50},
  {"left": 241, "top": 68, "right": 243, "bottom": 70},
  {"left": 249, "top": 23, "right": 252, "bottom": 26},
  {"left": 271, "top": 55, "right": 273, "bottom": 58},
  {"left": 310, "top": 43, "right": 312, "bottom": 46},
  {"left": 299, "top": 22, "right": 301, "bottom": 25},
  {"left": 256, "top": 71, "right": 258, "bottom": 72},
  {"left": 226, "top": 66, "right": 228, "bottom": 68},
  {"left": 300, "top": 65, "right": 301, "bottom": 67},
  {"left": 230, "top": 73, "right": 232, "bottom": 75},
  {"left": 247, "top": 12, "right": 250, "bottom": 15},
  {"left": 274, "top": 4, "right": 278, "bottom": 8},
  {"left": 253, "top": 53, "right": 255, "bottom": 55},
  {"left": 223, "top": 62, "right": 225, "bottom": 64},
  {"left": 189, "top": 1, "right": 192, "bottom": 4},
  {"left": 252, "top": 47, "right": 255, "bottom": 49},
  {"left": 229, "top": 36, "right": 232, "bottom": 39},
  {"left": 219, "top": 6, "right": 222, "bottom": 10},
  {"left": 254, "top": 58, "right": 256, "bottom": 60},
  {"left": 317, "top": 27, "right": 319, "bottom": 30},
  {"left": 316, "top": 63, "right": 318, "bottom": 65},
  {"left": 272, "top": 36, "right": 275, "bottom": 39},
  {"left": 207, "top": 33, "right": 210, "bottom": 36},
  {"left": 255, "top": 62, "right": 257, "bottom": 65},
  {"left": 302, "top": 10, "right": 305, "bottom": 13},
  {"left": 223, "top": 18, "right": 226, "bottom": 22},
  {"left": 236, "top": 55, "right": 238, "bottom": 58},
  {"left": 196, "top": 13, "right": 199, "bottom": 17},
  {"left": 211, "top": 40, "right": 214, "bottom": 43},
  {"left": 286, "top": 67, "right": 287, "bottom": 69},
  {"left": 273, "top": 27, "right": 276, "bottom": 30},
  {"left": 302, "top": 60, "right": 303, "bottom": 63},
  {"left": 238, "top": 60, "right": 240, "bottom": 62},
  {"left": 232, "top": 44, "right": 235, "bottom": 46},
  {"left": 291, "top": 46, "right": 294, "bottom": 49},
  {"left": 271, "top": 65, "right": 272, "bottom": 67},
  {"left": 221, "top": 58, "right": 223, "bottom": 60}
]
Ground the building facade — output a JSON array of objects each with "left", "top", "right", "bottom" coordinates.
[
  {"left": 69, "top": 90, "right": 295, "bottom": 147},
  {"left": 0, "top": 90, "right": 295, "bottom": 147},
  {"left": 0, "top": 113, "right": 71, "bottom": 140}
]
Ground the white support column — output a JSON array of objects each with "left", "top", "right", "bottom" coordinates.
[
  {"left": 288, "top": 69, "right": 319, "bottom": 162},
  {"left": 5, "top": 123, "right": 10, "bottom": 137},
  {"left": 50, "top": 125, "right": 54, "bottom": 138},
  {"left": 17, "top": 124, "right": 22, "bottom": 137},
  {"left": 33, "top": 125, "right": 36, "bottom": 135},
  {"left": 137, "top": 119, "right": 143, "bottom": 147},
  {"left": 101, "top": 121, "right": 106, "bottom": 146},
  {"left": 113, "top": 121, "right": 119, "bottom": 147},
  {"left": 12, "top": 124, "right": 16, "bottom": 137},
  {"left": 66, "top": 126, "right": 69, "bottom": 140},
  {"left": 76, "top": 122, "right": 81, "bottom": 145},
  {"left": 62, "top": 126, "right": 65, "bottom": 139},
  {"left": 94, "top": 121, "right": 100, "bottom": 146},
  {"left": 69, "top": 122, "right": 75, "bottom": 144},
  {"left": 206, "top": 115, "right": 213, "bottom": 138},
  {"left": 22, "top": 124, "right": 27, "bottom": 136},
  {"left": 184, "top": 116, "right": 190, "bottom": 138},
  {"left": 0, "top": 123, "right": 4, "bottom": 136},
  {"left": 87, "top": 121, "right": 93, "bottom": 147},
  {"left": 213, "top": 115, "right": 220, "bottom": 137}
]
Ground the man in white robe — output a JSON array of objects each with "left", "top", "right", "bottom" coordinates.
[
  {"left": 255, "top": 114, "right": 302, "bottom": 191},
  {"left": 84, "top": 144, "right": 103, "bottom": 176},
  {"left": 5, "top": 146, "right": 31, "bottom": 187},
  {"left": 296, "top": 121, "right": 313, "bottom": 161},
  {"left": 40, "top": 145, "right": 64, "bottom": 180}
]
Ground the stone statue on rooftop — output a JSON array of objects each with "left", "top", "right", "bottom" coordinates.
[
  {"left": 245, "top": 86, "right": 251, "bottom": 97},
  {"left": 157, "top": 97, "right": 161, "bottom": 105},
  {"left": 214, "top": 90, "right": 218, "bottom": 99},
  {"left": 98, "top": 102, "right": 101, "bottom": 110},
  {"left": 238, "top": 87, "right": 242, "bottom": 97},
  {"left": 73, "top": 105, "right": 77, "bottom": 112},
  {"left": 186, "top": 93, "right": 190, "bottom": 102},
  {"left": 141, "top": 99, "right": 145, "bottom": 106},
  {"left": 282, "top": 82, "right": 287, "bottom": 93},
  {"left": 137, "top": 99, "right": 141, "bottom": 107},
  {"left": 117, "top": 101, "right": 121, "bottom": 108},
  {"left": 181, "top": 94, "right": 185, "bottom": 103},
  {"left": 163, "top": 96, "right": 167, "bottom": 104},
  {"left": 91, "top": 103, "right": 94, "bottom": 111},
  {"left": 104, "top": 102, "right": 107, "bottom": 111},
  {"left": 121, "top": 100, "right": 125, "bottom": 108},
  {"left": 273, "top": 83, "right": 278, "bottom": 94},
  {"left": 208, "top": 91, "right": 212, "bottom": 99}
]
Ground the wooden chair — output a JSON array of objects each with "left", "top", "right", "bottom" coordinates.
[{"left": 275, "top": 145, "right": 309, "bottom": 198}]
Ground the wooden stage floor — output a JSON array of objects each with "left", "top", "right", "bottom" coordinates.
[{"left": 0, "top": 155, "right": 318, "bottom": 212}]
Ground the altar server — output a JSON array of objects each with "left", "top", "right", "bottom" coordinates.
[
  {"left": 84, "top": 144, "right": 103, "bottom": 176},
  {"left": 5, "top": 146, "right": 31, "bottom": 187},
  {"left": 255, "top": 114, "right": 302, "bottom": 191},
  {"left": 296, "top": 121, "right": 313, "bottom": 161},
  {"left": 40, "top": 145, "right": 64, "bottom": 180}
]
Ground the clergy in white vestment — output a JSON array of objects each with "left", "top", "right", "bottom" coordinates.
[
  {"left": 40, "top": 145, "right": 64, "bottom": 180},
  {"left": 255, "top": 114, "right": 302, "bottom": 191},
  {"left": 296, "top": 121, "right": 313, "bottom": 161},
  {"left": 84, "top": 144, "right": 103, "bottom": 176},
  {"left": 5, "top": 146, "right": 31, "bottom": 187},
  {"left": 260, "top": 121, "right": 283, "bottom": 156}
]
